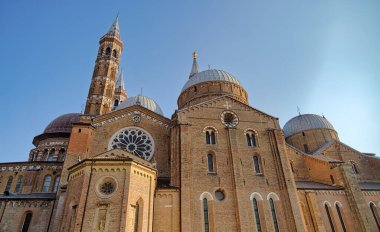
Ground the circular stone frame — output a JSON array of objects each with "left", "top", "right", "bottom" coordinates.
[{"left": 95, "top": 176, "right": 118, "bottom": 199}]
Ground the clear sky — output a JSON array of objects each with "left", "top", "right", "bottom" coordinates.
[{"left": 0, "top": 1, "right": 379, "bottom": 162}]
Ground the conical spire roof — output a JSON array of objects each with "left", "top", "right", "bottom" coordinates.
[
  {"left": 103, "top": 16, "right": 120, "bottom": 39},
  {"left": 189, "top": 51, "right": 199, "bottom": 79},
  {"left": 116, "top": 69, "right": 125, "bottom": 90}
]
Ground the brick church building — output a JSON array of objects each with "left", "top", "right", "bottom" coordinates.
[{"left": 0, "top": 18, "right": 380, "bottom": 232}]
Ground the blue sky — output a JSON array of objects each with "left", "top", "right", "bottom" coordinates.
[{"left": 0, "top": 1, "right": 379, "bottom": 162}]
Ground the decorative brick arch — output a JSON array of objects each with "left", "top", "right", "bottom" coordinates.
[
  {"left": 267, "top": 192, "right": 280, "bottom": 201},
  {"left": 199, "top": 192, "right": 214, "bottom": 201},
  {"left": 250, "top": 192, "right": 263, "bottom": 201}
]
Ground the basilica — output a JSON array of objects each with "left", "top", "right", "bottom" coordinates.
[{"left": 1, "top": 17, "right": 380, "bottom": 232}]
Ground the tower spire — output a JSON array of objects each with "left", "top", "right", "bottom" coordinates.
[
  {"left": 104, "top": 16, "right": 120, "bottom": 39},
  {"left": 189, "top": 51, "right": 199, "bottom": 79}
]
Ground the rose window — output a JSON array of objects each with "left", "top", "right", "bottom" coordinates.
[
  {"left": 100, "top": 182, "right": 115, "bottom": 195},
  {"left": 109, "top": 127, "right": 154, "bottom": 161}
]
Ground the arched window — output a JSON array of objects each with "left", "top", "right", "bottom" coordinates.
[
  {"left": 105, "top": 47, "right": 111, "bottom": 56},
  {"left": 252, "top": 198, "right": 262, "bottom": 232},
  {"left": 133, "top": 203, "right": 139, "bottom": 232},
  {"left": 350, "top": 161, "right": 358, "bottom": 174},
  {"left": 205, "top": 130, "right": 216, "bottom": 144},
  {"left": 370, "top": 202, "right": 380, "bottom": 229},
  {"left": 5, "top": 176, "right": 13, "bottom": 192},
  {"left": 324, "top": 203, "right": 336, "bottom": 232},
  {"left": 207, "top": 154, "right": 215, "bottom": 173},
  {"left": 335, "top": 203, "right": 347, "bottom": 232},
  {"left": 15, "top": 176, "right": 23, "bottom": 193},
  {"left": 114, "top": 99, "right": 119, "bottom": 107},
  {"left": 113, "top": 49, "right": 118, "bottom": 58},
  {"left": 203, "top": 198, "right": 210, "bottom": 232},
  {"left": 246, "top": 131, "right": 257, "bottom": 147},
  {"left": 253, "top": 156, "right": 261, "bottom": 174},
  {"left": 53, "top": 176, "right": 60, "bottom": 192},
  {"left": 43, "top": 175, "right": 51, "bottom": 192},
  {"left": 21, "top": 212, "right": 32, "bottom": 232},
  {"left": 269, "top": 198, "right": 279, "bottom": 232},
  {"left": 59, "top": 148, "right": 65, "bottom": 155}
]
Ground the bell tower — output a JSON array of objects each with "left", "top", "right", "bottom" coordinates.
[{"left": 84, "top": 17, "right": 123, "bottom": 115}]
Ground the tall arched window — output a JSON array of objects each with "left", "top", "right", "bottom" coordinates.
[
  {"left": 105, "top": 47, "right": 111, "bottom": 56},
  {"left": 5, "top": 176, "right": 13, "bottom": 192},
  {"left": 335, "top": 203, "right": 347, "bottom": 232},
  {"left": 113, "top": 49, "right": 118, "bottom": 58},
  {"left": 53, "top": 176, "right": 60, "bottom": 192},
  {"left": 206, "top": 131, "right": 216, "bottom": 144},
  {"left": 43, "top": 175, "right": 51, "bottom": 192},
  {"left": 246, "top": 131, "right": 257, "bottom": 147},
  {"left": 21, "top": 212, "right": 32, "bottom": 232},
  {"left": 252, "top": 198, "right": 262, "bottom": 232},
  {"left": 324, "top": 203, "right": 336, "bottom": 232},
  {"left": 133, "top": 203, "right": 139, "bottom": 232},
  {"left": 15, "top": 176, "right": 23, "bottom": 193},
  {"left": 269, "top": 198, "right": 279, "bottom": 232},
  {"left": 370, "top": 202, "right": 380, "bottom": 229},
  {"left": 203, "top": 198, "right": 210, "bottom": 232},
  {"left": 207, "top": 154, "right": 215, "bottom": 173},
  {"left": 253, "top": 156, "right": 261, "bottom": 174}
]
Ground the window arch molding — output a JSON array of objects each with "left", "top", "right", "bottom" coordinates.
[
  {"left": 323, "top": 201, "right": 336, "bottom": 232},
  {"left": 203, "top": 126, "right": 218, "bottom": 145},
  {"left": 244, "top": 128, "right": 259, "bottom": 147},
  {"left": 267, "top": 192, "right": 280, "bottom": 201},
  {"left": 249, "top": 192, "right": 264, "bottom": 201},
  {"left": 199, "top": 192, "right": 214, "bottom": 201},
  {"left": 19, "top": 210, "right": 33, "bottom": 232}
]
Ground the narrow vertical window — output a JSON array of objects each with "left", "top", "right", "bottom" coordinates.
[
  {"left": 5, "top": 176, "right": 13, "bottom": 192},
  {"left": 324, "top": 204, "right": 335, "bottom": 232},
  {"left": 69, "top": 205, "right": 78, "bottom": 231},
  {"left": 203, "top": 198, "right": 210, "bottom": 232},
  {"left": 246, "top": 134, "right": 252, "bottom": 147},
  {"left": 134, "top": 203, "right": 139, "bottom": 232},
  {"left": 210, "top": 132, "right": 216, "bottom": 144},
  {"left": 43, "top": 175, "right": 51, "bottom": 192},
  {"left": 350, "top": 162, "right": 358, "bottom": 174},
  {"left": 252, "top": 198, "right": 262, "bottom": 232},
  {"left": 335, "top": 204, "right": 347, "bottom": 232},
  {"left": 330, "top": 175, "right": 335, "bottom": 185},
  {"left": 270, "top": 198, "right": 279, "bottom": 232},
  {"left": 206, "top": 131, "right": 211, "bottom": 144},
  {"left": 247, "top": 132, "right": 257, "bottom": 147},
  {"left": 370, "top": 202, "right": 380, "bottom": 229},
  {"left": 53, "top": 176, "right": 60, "bottom": 192},
  {"left": 21, "top": 212, "right": 32, "bottom": 232},
  {"left": 207, "top": 154, "right": 215, "bottom": 173},
  {"left": 15, "top": 176, "right": 23, "bottom": 193},
  {"left": 253, "top": 156, "right": 261, "bottom": 174},
  {"left": 303, "top": 144, "right": 309, "bottom": 153}
]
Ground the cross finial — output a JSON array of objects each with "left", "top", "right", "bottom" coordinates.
[
  {"left": 224, "top": 101, "right": 231, "bottom": 109},
  {"left": 297, "top": 106, "right": 301, "bottom": 115}
]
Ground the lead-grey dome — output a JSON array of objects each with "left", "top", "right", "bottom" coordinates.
[
  {"left": 115, "top": 95, "right": 164, "bottom": 116},
  {"left": 283, "top": 114, "right": 335, "bottom": 138},
  {"left": 181, "top": 69, "right": 242, "bottom": 92}
]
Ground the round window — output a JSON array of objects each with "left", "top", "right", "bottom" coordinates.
[
  {"left": 220, "top": 111, "right": 239, "bottom": 128},
  {"left": 100, "top": 182, "right": 115, "bottom": 195},
  {"left": 215, "top": 190, "right": 225, "bottom": 201}
]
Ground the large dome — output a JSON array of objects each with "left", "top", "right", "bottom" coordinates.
[
  {"left": 283, "top": 114, "right": 335, "bottom": 138},
  {"left": 181, "top": 69, "right": 242, "bottom": 93},
  {"left": 44, "top": 113, "right": 81, "bottom": 134},
  {"left": 115, "top": 95, "right": 164, "bottom": 116}
]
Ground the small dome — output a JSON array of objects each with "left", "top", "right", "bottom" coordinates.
[
  {"left": 181, "top": 69, "right": 242, "bottom": 93},
  {"left": 44, "top": 113, "right": 81, "bottom": 134},
  {"left": 115, "top": 96, "right": 164, "bottom": 116},
  {"left": 283, "top": 114, "right": 335, "bottom": 138}
]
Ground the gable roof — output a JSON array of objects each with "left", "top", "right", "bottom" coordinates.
[{"left": 177, "top": 94, "right": 278, "bottom": 120}]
